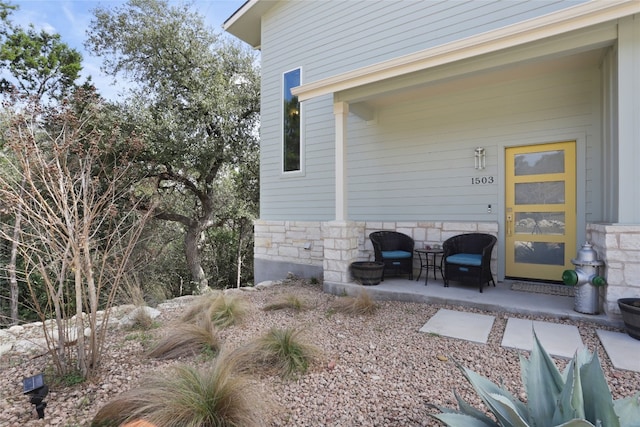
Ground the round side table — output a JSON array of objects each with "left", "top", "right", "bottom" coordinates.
[{"left": 414, "top": 248, "right": 444, "bottom": 285}]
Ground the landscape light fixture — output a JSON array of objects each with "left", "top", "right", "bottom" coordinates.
[
  {"left": 23, "top": 373, "right": 48, "bottom": 419},
  {"left": 474, "top": 147, "right": 486, "bottom": 170}
]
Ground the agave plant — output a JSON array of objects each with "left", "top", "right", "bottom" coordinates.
[{"left": 430, "top": 333, "right": 640, "bottom": 427}]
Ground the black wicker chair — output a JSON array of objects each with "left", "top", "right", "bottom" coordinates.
[
  {"left": 443, "top": 233, "right": 497, "bottom": 292},
  {"left": 369, "top": 231, "right": 414, "bottom": 280}
]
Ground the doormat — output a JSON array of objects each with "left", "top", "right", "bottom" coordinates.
[{"left": 510, "top": 282, "right": 575, "bottom": 297}]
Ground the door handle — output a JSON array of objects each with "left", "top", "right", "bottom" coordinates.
[{"left": 506, "top": 214, "right": 513, "bottom": 236}]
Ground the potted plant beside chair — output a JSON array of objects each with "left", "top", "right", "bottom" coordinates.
[
  {"left": 617, "top": 297, "right": 640, "bottom": 340},
  {"left": 350, "top": 261, "right": 384, "bottom": 286}
]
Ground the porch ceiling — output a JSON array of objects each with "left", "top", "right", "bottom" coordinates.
[{"left": 350, "top": 47, "right": 609, "bottom": 111}]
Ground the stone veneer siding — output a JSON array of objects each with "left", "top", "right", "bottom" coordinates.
[
  {"left": 253, "top": 220, "right": 325, "bottom": 282},
  {"left": 254, "top": 220, "right": 498, "bottom": 283},
  {"left": 587, "top": 223, "right": 640, "bottom": 318},
  {"left": 254, "top": 220, "right": 640, "bottom": 322}
]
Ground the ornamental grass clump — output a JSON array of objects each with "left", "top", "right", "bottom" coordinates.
[
  {"left": 332, "top": 288, "right": 378, "bottom": 316},
  {"left": 180, "top": 292, "right": 220, "bottom": 322},
  {"left": 429, "top": 332, "right": 640, "bottom": 427},
  {"left": 181, "top": 292, "right": 247, "bottom": 328},
  {"left": 236, "top": 327, "right": 320, "bottom": 379},
  {"left": 92, "top": 351, "right": 266, "bottom": 427},
  {"left": 146, "top": 315, "right": 220, "bottom": 360},
  {"left": 262, "top": 294, "right": 308, "bottom": 312},
  {"left": 208, "top": 293, "right": 247, "bottom": 327},
  {"left": 127, "top": 308, "right": 156, "bottom": 331}
]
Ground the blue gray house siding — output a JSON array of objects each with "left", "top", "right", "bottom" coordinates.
[{"left": 225, "top": 1, "right": 640, "bottom": 320}]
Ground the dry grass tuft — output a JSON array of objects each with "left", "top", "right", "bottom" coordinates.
[
  {"left": 181, "top": 292, "right": 247, "bottom": 328},
  {"left": 208, "top": 293, "right": 247, "bottom": 327},
  {"left": 120, "top": 278, "right": 147, "bottom": 307},
  {"left": 235, "top": 327, "right": 320, "bottom": 379},
  {"left": 333, "top": 288, "right": 378, "bottom": 315},
  {"left": 128, "top": 308, "right": 155, "bottom": 331},
  {"left": 146, "top": 315, "right": 220, "bottom": 360},
  {"left": 180, "top": 291, "right": 222, "bottom": 323},
  {"left": 92, "top": 351, "right": 268, "bottom": 427},
  {"left": 262, "top": 294, "right": 308, "bottom": 312}
]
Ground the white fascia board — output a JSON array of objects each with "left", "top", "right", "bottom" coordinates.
[
  {"left": 223, "top": 0, "right": 277, "bottom": 49},
  {"left": 292, "top": 0, "right": 640, "bottom": 102},
  {"left": 222, "top": 0, "right": 258, "bottom": 29}
]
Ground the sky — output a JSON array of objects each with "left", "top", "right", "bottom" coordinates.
[{"left": 9, "top": 0, "right": 247, "bottom": 101}]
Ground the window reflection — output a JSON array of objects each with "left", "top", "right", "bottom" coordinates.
[
  {"left": 515, "top": 212, "right": 565, "bottom": 235},
  {"left": 515, "top": 182, "right": 564, "bottom": 204},
  {"left": 515, "top": 150, "right": 564, "bottom": 176},
  {"left": 514, "top": 241, "right": 565, "bottom": 266},
  {"left": 283, "top": 68, "right": 301, "bottom": 172}
]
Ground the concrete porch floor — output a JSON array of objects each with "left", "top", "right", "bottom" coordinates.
[{"left": 324, "top": 276, "right": 623, "bottom": 329}]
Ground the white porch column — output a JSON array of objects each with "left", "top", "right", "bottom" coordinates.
[
  {"left": 617, "top": 15, "right": 640, "bottom": 223},
  {"left": 334, "top": 101, "right": 349, "bottom": 221}
]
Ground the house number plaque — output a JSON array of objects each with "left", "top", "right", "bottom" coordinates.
[{"left": 471, "top": 176, "right": 495, "bottom": 185}]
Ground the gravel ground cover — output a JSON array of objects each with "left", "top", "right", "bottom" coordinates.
[{"left": 1, "top": 280, "right": 639, "bottom": 426}]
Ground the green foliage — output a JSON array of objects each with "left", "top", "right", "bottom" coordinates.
[
  {"left": 429, "top": 333, "right": 640, "bottom": 427},
  {"left": 204, "top": 220, "right": 254, "bottom": 289},
  {"left": 0, "top": 24, "right": 82, "bottom": 100},
  {"left": 0, "top": 2, "right": 17, "bottom": 26},
  {"left": 45, "top": 366, "right": 85, "bottom": 388},
  {"left": 128, "top": 218, "right": 192, "bottom": 298},
  {"left": 86, "top": 0, "right": 260, "bottom": 292},
  {"left": 92, "top": 352, "right": 267, "bottom": 427},
  {"left": 59, "top": 370, "right": 86, "bottom": 387}
]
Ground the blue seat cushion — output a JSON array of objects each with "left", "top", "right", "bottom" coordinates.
[
  {"left": 381, "top": 250, "right": 412, "bottom": 259},
  {"left": 446, "top": 253, "right": 482, "bottom": 267}
]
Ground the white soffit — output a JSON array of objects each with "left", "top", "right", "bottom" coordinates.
[
  {"left": 292, "top": 0, "right": 640, "bottom": 102},
  {"left": 223, "top": 0, "right": 277, "bottom": 49}
]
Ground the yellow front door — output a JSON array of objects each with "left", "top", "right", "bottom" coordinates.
[{"left": 505, "top": 142, "right": 576, "bottom": 282}]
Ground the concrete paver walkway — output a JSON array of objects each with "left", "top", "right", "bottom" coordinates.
[
  {"left": 326, "top": 277, "right": 640, "bottom": 372},
  {"left": 501, "top": 318, "right": 583, "bottom": 359},
  {"left": 596, "top": 329, "right": 640, "bottom": 372},
  {"left": 420, "top": 309, "right": 494, "bottom": 344}
]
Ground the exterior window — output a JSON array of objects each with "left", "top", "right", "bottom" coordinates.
[{"left": 283, "top": 68, "right": 301, "bottom": 172}]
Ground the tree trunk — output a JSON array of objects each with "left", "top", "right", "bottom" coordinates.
[
  {"left": 185, "top": 222, "right": 209, "bottom": 293},
  {"left": 8, "top": 181, "right": 25, "bottom": 325},
  {"left": 236, "top": 221, "right": 244, "bottom": 288}
]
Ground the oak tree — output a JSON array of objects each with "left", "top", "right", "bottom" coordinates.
[{"left": 87, "top": 0, "right": 260, "bottom": 292}]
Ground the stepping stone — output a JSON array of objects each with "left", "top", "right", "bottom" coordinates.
[
  {"left": 501, "top": 318, "right": 583, "bottom": 359},
  {"left": 596, "top": 329, "right": 640, "bottom": 373},
  {"left": 420, "top": 309, "right": 495, "bottom": 344}
]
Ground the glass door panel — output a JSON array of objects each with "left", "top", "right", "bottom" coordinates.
[{"left": 505, "top": 142, "right": 576, "bottom": 281}]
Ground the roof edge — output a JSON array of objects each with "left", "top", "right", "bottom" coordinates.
[
  {"left": 223, "top": 0, "right": 277, "bottom": 49},
  {"left": 292, "top": 0, "right": 640, "bottom": 101}
]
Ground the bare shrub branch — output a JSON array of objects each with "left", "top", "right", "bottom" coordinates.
[{"left": 0, "top": 91, "right": 153, "bottom": 378}]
